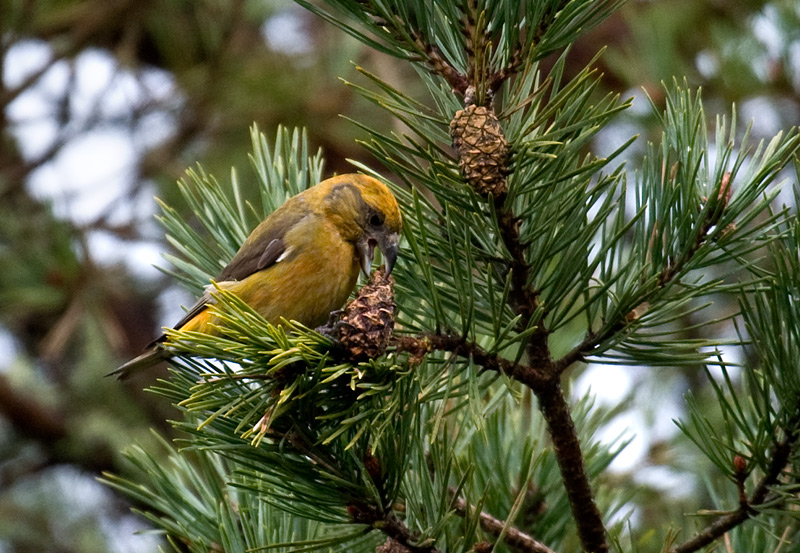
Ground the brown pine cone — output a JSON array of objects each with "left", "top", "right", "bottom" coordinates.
[
  {"left": 336, "top": 269, "right": 396, "bottom": 361},
  {"left": 450, "top": 104, "right": 508, "bottom": 196}
]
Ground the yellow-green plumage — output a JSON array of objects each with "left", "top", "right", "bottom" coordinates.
[{"left": 112, "top": 174, "right": 401, "bottom": 378}]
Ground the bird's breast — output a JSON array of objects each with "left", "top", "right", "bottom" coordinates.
[{"left": 226, "top": 232, "right": 360, "bottom": 329}]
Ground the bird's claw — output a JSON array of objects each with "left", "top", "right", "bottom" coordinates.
[{"left": 315, "top": 309, "right": 345, "bottom": 337}]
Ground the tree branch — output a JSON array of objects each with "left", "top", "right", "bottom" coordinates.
[
  {"left": 348, "top": 502, "right": 441, "bottom": 553},
  {"left": 534, "top": 380, "right": 608, "bottom": 553},
  {"left": 392, "top": 333, "right": 608, "bottom": 552},
  {"left": 670, "top": 428, "right": 798, "bottom": 553},
  {"left": 495, "top": 202, "right": 537, "bottom": 328},
  {"left": 452, "top": 495, "right": 556, "bottom": 553},
  {"left": 392, "top": 168, "right": 739, "bottom": 553},
  {"left": 392, "top": 333, "right": 547, "bottom": 389},
  {"left": 551, "top": 176, "right": 734, "bottom": 379}
]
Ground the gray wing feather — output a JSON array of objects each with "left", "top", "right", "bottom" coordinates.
[
  {"left": 168, "top": 206, "right": 309, "bottom": 331},
  {"left": 216, "top": 205, "right": 307, "bottom": 282}
]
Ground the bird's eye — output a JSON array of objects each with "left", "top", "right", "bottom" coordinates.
[{"left": 369, "top": 213, "right": 384, "bottom": 226}]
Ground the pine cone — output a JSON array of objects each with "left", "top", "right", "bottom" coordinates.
[
  {"left": 450, "top": 104, "right": 508, "bottom": 196},
  {"left": 336, "top": 269, "right": 396, "bottom": 360}
]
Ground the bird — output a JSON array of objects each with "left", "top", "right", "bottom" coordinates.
[{"left": 112, "top": 173, "right": 402, "bottom": 378}]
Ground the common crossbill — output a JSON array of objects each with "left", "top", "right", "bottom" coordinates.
[{"left": 112, "top": 174, "right": 401, "bottom": 378}]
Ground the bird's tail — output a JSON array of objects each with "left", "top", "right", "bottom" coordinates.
[{"left": 107, "top": 345, "right": 169, "bottom": 380}]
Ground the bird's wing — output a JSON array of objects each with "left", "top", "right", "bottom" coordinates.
[
  {"left": 165, "top": 206, "right": 311, "bottom": 333},
  {"left": 216, "top": 205, "right": 309, "bottom": 282}
]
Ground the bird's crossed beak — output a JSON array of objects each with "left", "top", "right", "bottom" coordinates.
[{"left": 357, "top": 232, "right": 399, "bottom": 276}]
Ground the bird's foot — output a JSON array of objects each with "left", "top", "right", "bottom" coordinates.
[{"left": 315, "top": 309, "right": 345, "bottom": 338}]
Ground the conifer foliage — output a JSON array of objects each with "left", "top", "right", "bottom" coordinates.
[{"left": 103, "top": 2, "right": 800, "bottom": 552}]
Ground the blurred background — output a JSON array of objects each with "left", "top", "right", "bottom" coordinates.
[{"left": 1, "top": 0, "right": 799, "bottom": 551}]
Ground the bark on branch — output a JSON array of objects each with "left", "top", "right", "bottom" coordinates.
[
  {"left": 348, "top": 502, "right": 441, "bottom": 553},
  {"left": 670, "top": 430, "right": 797, "bottom": 553},
  {"left": 393, "top": 332, "right": 608, "bottom": 552},
  {"left": 452, "top": 495, "right": 556, "bottom": 553}
]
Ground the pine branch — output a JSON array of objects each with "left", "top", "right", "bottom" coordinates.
[
  {"left": 460, "top": 84, "right": 608, "bottom": 553},
  {"left": 496, "top": 200, "right": 539, "bottom": 332},
  {"left": 419, "top": 41, "right": 469, "bottom": 96},
  {"left": 670, "top": 426, "right": 798, "bottom": 553},
  {"left": 393, "top": 333, "right": 547, "bottom": 388},
  {"left": 482, "top": 161, "right": 738, "bottom": 553},
  {"left": 452, "top": 495, "right": 556, "bottom": 553},
  {"left": 440, "top": 49, "right": 620, "bottom": 552},
  {"left": 551, "top": 175, "right": 733, "bottom": 377},
  {"left": 535, "top": 380, "right": 607, "bottom": 553},
  {"left": 348, "top": 503, "right": 441, "bottom": 553},
  {"left": 300, "top": 1, "right": 616, "bottom": 102},
  {"left": 393, "top": 333, "right": 609, "bottom": 552}
]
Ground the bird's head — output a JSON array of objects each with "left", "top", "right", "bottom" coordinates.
[{"left": 319, "top": 174, "right": 402, "bottom": 276}]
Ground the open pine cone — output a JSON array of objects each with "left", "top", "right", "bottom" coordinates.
[{"left": 335, "top": 268, "right": 396, "bottom": 361}]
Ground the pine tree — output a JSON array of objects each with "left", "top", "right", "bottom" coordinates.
[{"left": 102, "top": 1, "right": 800, "bottom": 552}]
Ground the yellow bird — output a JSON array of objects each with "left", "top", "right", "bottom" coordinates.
[{"left": 113, "top": 174, "right": 402, "bottom": 378}]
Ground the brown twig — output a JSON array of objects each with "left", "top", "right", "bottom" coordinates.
[
  {"left": 671, "top": 431, "right": 797, "bottom": 553},
  {"left": 535, "top": 380, "right": 607, "bottom": 552},
  {"left": 452, "top": 495, "right": 556, "bottom": 553},
  {"left": 393, "top": 333, "right": 607, "bottom": 552},
  {"left": 551, "top": 173, "right": 735, "bottom": 379},
  {"left": 426, "top": 4, "right": 672, "bottom": 550},
  {"left": 496, "top": 202, "right": 538, "bottom": 329},
  {"left": 493, "top": 189, "right": 607, "bottom": 553},
  {"left": 348, "top": 503, "right": 441, "bottom": 553},
  {"left": 422, "top": 41, "right": 470, "bottom": 95},
  {"left": 392, "top": 334, "right": 547, "bottom": 389},
  {"left": 393, "top": 170, "right": 738, "bottom": 550}
]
